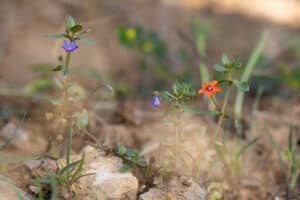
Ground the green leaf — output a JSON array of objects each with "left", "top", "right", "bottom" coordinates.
[
  {"left": 52, "top": 65, "right": 63, "bottom": 71},
  {"left": 126, "top": 149, "right": 137, "bottom": 158},
  {"left": 47, "top": 34, "right": 69, "bottom": 39},
  {"left": 285, "top": 149, "right": 292, "bottom": 163},
  {"left": 117, "top": 144, "right": 126, "bottom": 156},
  {"left": 222, "top": 53, "right": 229, "bottom": 64},
  {"left": 76, "top": 36, "right": 95, "bottom": 44},
  {"left": 70, "top": 24, "right": 83, "bottom": 33},
  {"left": 75, "top": 109, "right": 89, "bottom": 129},
  {"left": 133, "top": 160, "right": 147, "bottom": 167},
  {"left": 59, "top": 159, "right": 81, "bottom": 175},
  {"left": 233, "top": 80, "right": 249, "bottom": 92},
  {"left": 218, "top": 79, "right": 233, "bottom": 85},
  {"left": 213, "top": 64, "right": 231, "bottom": 72},
  {"left": 120, "top": 163, "right": 131, "bottom": 172},
  {"left": 30, "top": 177, "right": 51, "bottom": 184},
  {"left": 160, "top": 91, "right": 176, "bottom": 101},
  {"left": 67, "top": 16, "right": 76, "bottom": 30}
]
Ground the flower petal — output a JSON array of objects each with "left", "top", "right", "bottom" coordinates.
[
  {"left": 206, "top": 91, "right": 213, "bottom": 97},
  {"left": 211, "top": 80, "right": 218, "bottom": 86},
  {"left": 202, "top": 82, "right": 208, "bottom": 88},
  {"left": 198, "top": 89, "right": 205, "bottom": 94},
  {"left": 213, "top": 86, "right": 221, "bottom": 92}
]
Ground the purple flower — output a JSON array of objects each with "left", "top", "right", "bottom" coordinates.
[
  {"left": 150, "top": 95, "right": 160, "bottom": 107},
  {"left": 62, "top": 40, "right": 79, "bottom": 52}
]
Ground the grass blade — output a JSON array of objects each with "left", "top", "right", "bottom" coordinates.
[
  {"left": 288, "top": 124, "right": 293, "bottom": 153},
  {"left": 234, "top": 31, "right": 268, "bottom": 130},
  {"left": 49, "top": 175, "right": 58, "bottom": 200},
  {"left": 59, "top": 159, "right": 81, "bottom": 175},
  {"left": 267, "top": 131, "right": 283, "bottom": 168},
  {"left": 236, "top": 136, "right": 261, "bottom": 158}
]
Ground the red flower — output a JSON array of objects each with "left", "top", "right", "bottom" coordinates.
[{"left": 198, "top": 80, "right": 221, "bottom": 97}]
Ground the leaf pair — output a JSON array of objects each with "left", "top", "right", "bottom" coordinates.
[
  {"left": 117, "top": 144, "right": 147, "bottom": 172},
  {"left": 47, "top": 15, "right": 94, "bottom": 44}
]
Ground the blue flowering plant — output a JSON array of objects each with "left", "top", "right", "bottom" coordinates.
[
  {"left": 32, "top": 16, "right": 95, "bottom": 196},
  {"left": 49, "top": 15, "right": 94, "bottom": 75}
]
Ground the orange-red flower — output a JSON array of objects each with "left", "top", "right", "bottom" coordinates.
[{"left": 198, "top": 80, "right": 221, "bottom": 97}]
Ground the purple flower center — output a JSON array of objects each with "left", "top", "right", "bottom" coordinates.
[
  {"left": 62, "top": 40, "right": 79, "bottom": 52},
  {"left": 206, "top": 85, "right": 213, "bottom": 91}
]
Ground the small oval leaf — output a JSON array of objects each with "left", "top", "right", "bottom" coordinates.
[
  {"left": 214, "top": 64, "right": 231, "bottom": 72},
  {"left": 233, "top": 80, "right": 249, "bottom": 92}
]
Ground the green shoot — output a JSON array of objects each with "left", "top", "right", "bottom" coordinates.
[
  {"left": 117, "top": 144, "right": 148, "bottom": 172},
  {"left": 234, "top": 31, "right": 268, "bottom": 132}
]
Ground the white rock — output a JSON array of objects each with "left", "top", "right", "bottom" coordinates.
[
  {"left": 139, "top": 176, "right": 206, "bottom": 200},
  {"left": 73, "top": 150, "right": 138, "bottom": 200},
  {"left": 0, "top": 175, "right": 29, "bottom": 200},
  {"left": 139, "top": 188, "right": 165, "bottom": 200},
  {"left": 0, "top": 122, "right": 28, "bottom": 149},
  {"left": 0, "top": 122, "right": 47, "bottom": 153}
]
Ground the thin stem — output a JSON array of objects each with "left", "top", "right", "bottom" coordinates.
[
  {"left": 210, "top": 96, "right": 219, "bottom": 110},
  {"left": 215, "top": 85, "right": 231, "bottom": 136},
  {"left": 66, "top": 124, "right": 73, "bottom": 165},
  {"left": 174, "top": 106, "right": 183, "bottom": 170},
  {"left": 65, "top": 52, "right": 71, "bottom": 75},
  {"left": 63, "top": 51, "right": 72, "bottom": 165}
]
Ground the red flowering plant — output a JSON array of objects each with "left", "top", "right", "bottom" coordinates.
[{"left": 201, "top": 54, "right": 249, "bottom": 136}]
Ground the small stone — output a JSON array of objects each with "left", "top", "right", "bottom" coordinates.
[
  {"left": 29, "top": 185, "right": 39, "bottom": 195},
  {"left": 81, "top": 145, "right": 96, "bottom": 154},
  {"left": 24, "top": 159, "right": 42, "bottom": 170},
  {"left": 139, "top": 176, "right": 206, "bottom": 200},
  {"left": 24, "top": 158, "right": 57, "bottom": 172},
  {"left": 41, "top": 158, "right": 57, "bottom": 171},
  {"left": 153, "top": 177, "right": 162, "bottom": 186},
  {"left": 0, "top": 122, "right": 47, "bottom": 153},
  {"left": 139, "top": 188, "right": 166, "bottom": 200},
  {"left": 0, "top": 175, "right": 29, "bottom": 200},
  {"left": 0, "top": 122, "right": 29, "bottom": 150},
  {"left": 73, "top": 150, "right": 139, "bottom": 200},
  {"left": 182, "top": 177, "right": 193, "bottom": 187}
]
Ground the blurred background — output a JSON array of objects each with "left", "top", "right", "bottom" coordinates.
[
  {"left": 1, "top": 1, "right": 300, "bottom": 199},
  {"left": 1, "top": 0, "right": 300, "bottom": 96}
]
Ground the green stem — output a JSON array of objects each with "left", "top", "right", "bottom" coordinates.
[
  {"left": 210, "top": 96, "right": 219, "bottom": 110},
  {"left": 215, "top": 84, "right": 231, "bottom": 136},
  {"left": 65, "top": 52, "right": 71, "bottom": 75},
  {"left": 66, "top": 125, "right": 73, "bottom": 165},
  {"left": 175, "top": 106, "right": 183, "bottom": 169},
  {"left": 64, "top": 51, "right": 72, "bottom": 165}
]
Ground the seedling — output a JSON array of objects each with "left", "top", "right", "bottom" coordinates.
[
  {"left": 116, "top": 144, "right": 148, "bottom": 172},
  {"left": 30, "top": 153, "right": 96, "bottom": 200},
  {"left": 269, "top": 125, "right": 300, "bottom": 190}
]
